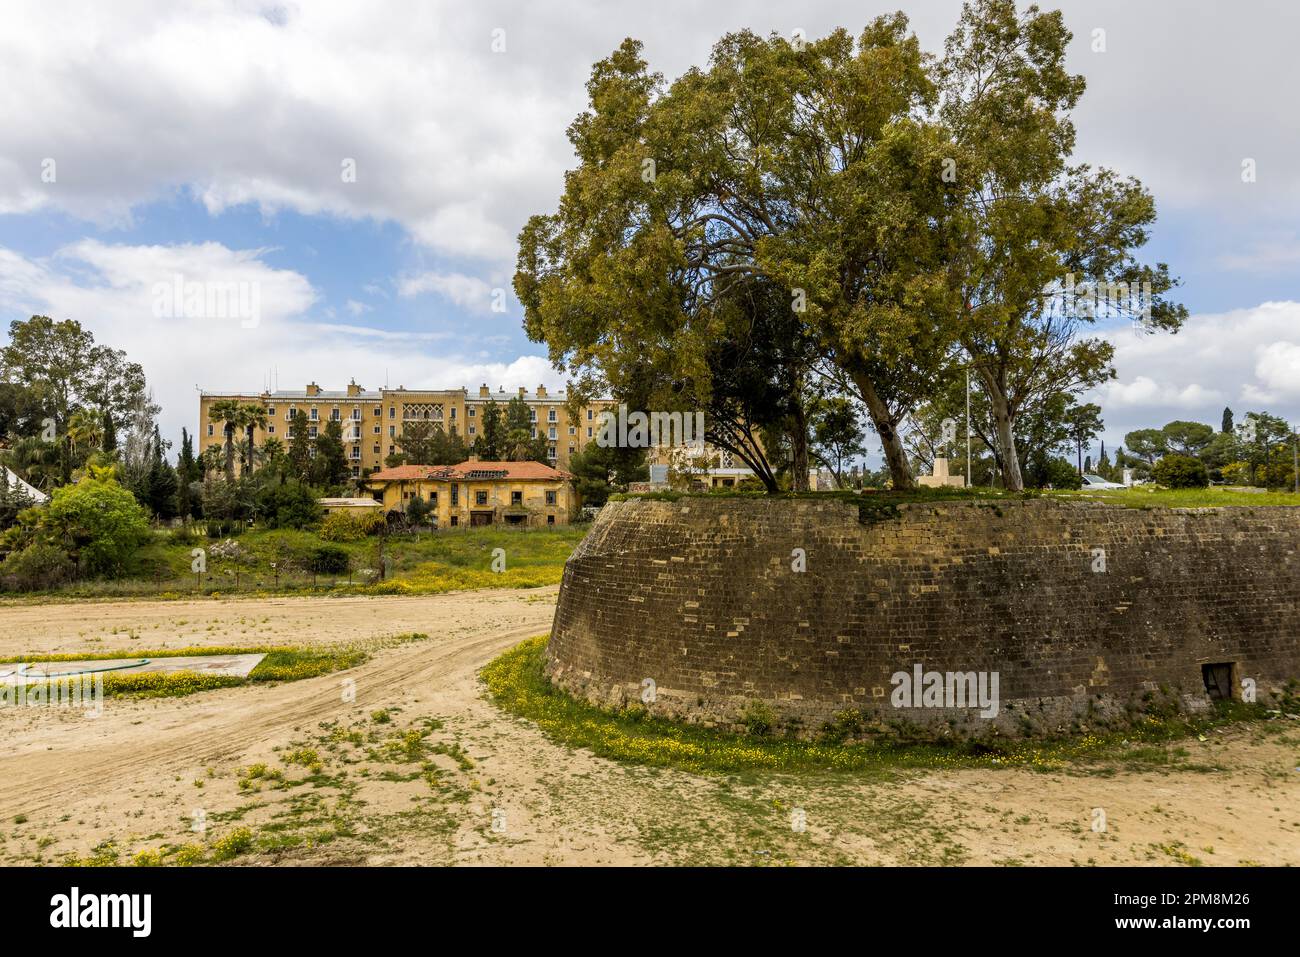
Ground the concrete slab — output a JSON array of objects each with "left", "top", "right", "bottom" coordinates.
[{"left": 0, "top": 653, "right": 267, "bottom": 684}]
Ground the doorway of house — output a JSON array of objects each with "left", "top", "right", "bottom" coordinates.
[
  {"left": 1201, "top": 662, "right": 1235, "bottom": 701},
  {"left": 470, "top": 511, "right": 493, "bottom": 526}
]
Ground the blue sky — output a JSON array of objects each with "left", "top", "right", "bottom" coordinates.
[{"left": 1, "top": 0, "right": 1298, "bottom": 465}]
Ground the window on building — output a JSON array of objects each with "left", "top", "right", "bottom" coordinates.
[
  {"left": 451, "top": 484, "right": 458, "bottom": 505},
  {"left": 468, "top": 407, "right": 476, "bottom": 417},
  {"left": 310, "top": 408, "right": 318, "bottom": 420},
  {"left": 568, "top": 426, "right": 575, "bottom": 435},
  {"left": 530, "top": 427, "right": 537, "bottom": 438},
  {"left": 587, "top": 427, "right": 592, "bottom": 438},
  {"left": 568, "top": 445, "right": 575, "bottom": 455},
  {"left": 547, "top": 514, "right": 555, "bottom": 525},
  {"left": 331, "top": 408, "right": 340, "bottom": 421},
  {"left": 475, "top": 490, "right": 488, "bottom": 505},
  {"left": 388, "top": 425, "right": 395, "bottom": 437},
  {"left": 548, "top": 427, "right": 557, "bottom": 440},
  {"left": 450, "top": 515, "right": 458, "bottom": 526},
  {"left": 587, "top": 409, "right": 593, "bottom": 420},
  {"left": 389, "top": 407, "right": 395, "bottom": 418},
  {"left": 450, "top": 408, "right": 457, "bottom": 420},
  {"left": 288, "top": 406, "right": 296, "bottom": 418},
  {"left": 529, "top": 410, "right": 537, "bottom": 422},
  {"left": 373, "top": 446, "right": 380, "bottom": 455},
  {"left": 268, "top": 425, "right": 275, "bottom": 434},
  {"left": 267, "top": 405, "right": 275, "bottom": 415},
  {"left": 352, "top": 466, "right": 360, "bottom": 476},
  {"left": 429, "top": 491, "right": 438, "bottom": 504},
  {"left": 548, "top": 409, "right": 557, "bottom": 422},
  {"left": 388, "top": 445, "right": 394, "bottom": 455},
  {"left": 309, "top": 426, "right": 318, "bottom": 438},
  {"left": 545, "top": 491, "right": 557, "bottom": 506},
  {"left": 350, "top": 447, "right": 360, "bottom": 460},
  {"left": 373, "top": 425, "right": 380, "bottom": 434},
  {"left": 207, "top": 423, "right": 214, "bottom": 436},
  {"left": 373, "top": 406, "right": 381, "bottom": 416},
  {"left": 352, "top": 407, "right": 360, "bottom": 420},
  {"left": 511, "top": 491, "right": 522, "bottom": 505},
  {"left": 468, "top": 426, "right": 476, "bottom": 435},
  {"left": 548, "top": 446, "right": 557, "bottom": 460}
]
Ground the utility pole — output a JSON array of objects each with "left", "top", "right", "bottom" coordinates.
[{"left": 965, "top": 367, "right": 971, "bottom": 486}]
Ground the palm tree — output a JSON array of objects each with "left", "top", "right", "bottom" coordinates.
[
  {"left": 240, "top": 403, "right": 268, "bottom": 476},
  {"left": 66, "top": 408, "right": 103, "bottom": 455},
  {"left": 199, "top": 445, "right": 225, "bottom": 479},
  {"left": 208, "top": 399, "right": 244, "bottom": 482},
  {"left": 1, "top": 436, "right": 61, "bottom": 491},
  {"left": 258, "top": 436, "right": 288, "bottom": 483}
]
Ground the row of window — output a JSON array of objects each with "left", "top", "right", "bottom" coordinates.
[
  {"left": 402, "top": 488, "right": 558, "bottom": 507},
  {"left": 225, "top": 403, "right": 601, "bottom": 425}
]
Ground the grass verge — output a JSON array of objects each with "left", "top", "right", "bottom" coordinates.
[{"left": 483, "top": 636, "right": 1294, "bottom": 778}]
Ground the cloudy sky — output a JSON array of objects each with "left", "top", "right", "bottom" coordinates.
[{"left": 1, "top": 0, "right": 1298, "bottom": 462}]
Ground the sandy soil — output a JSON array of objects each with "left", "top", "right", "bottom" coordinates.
[{"left": 0, "top": 590, "right": 1296, "bottom": 867}]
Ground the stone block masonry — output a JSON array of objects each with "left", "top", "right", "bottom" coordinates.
[{"left": 546, "top": 497, "right": 1300, "bottom": 737}]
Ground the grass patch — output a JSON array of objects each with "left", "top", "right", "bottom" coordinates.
[
  {"left": 1048, "top": 486, "right": 1300, "bottom": 508},
  {"left": 0, "top": 643, "right": 372, "bottom": 700},
  {"left": 613, "top": 484, "right": 1300, "bottom": 510},
  {"left": 483, "top": 636, "right": 1292, "bottom": 778},
  {"left": 0, "top": 525, "right": 586, "bottom": 603}
]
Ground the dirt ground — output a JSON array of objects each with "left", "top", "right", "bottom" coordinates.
[{"left": 0, "top": 589, "right": 1296, "bottom": 867}]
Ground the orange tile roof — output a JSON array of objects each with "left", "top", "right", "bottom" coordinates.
[{"left": 366, "top": 460, "right": 573, "bottom": 482}]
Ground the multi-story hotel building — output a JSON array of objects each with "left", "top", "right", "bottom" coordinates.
[{"left": 198, "top": 381, "right": 610, "bottom": 480}]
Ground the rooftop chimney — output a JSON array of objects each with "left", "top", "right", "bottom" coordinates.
[
  {"left": 347, "top": 379, "right": 363, "bottom": 397},
  {"left": 518, "top": 386, "right": 526, "bottom": 398},
  {"left": 306, "top": 382, "right": 321, "bottom": 397},
  {"left": 537, "top": 384, "right": 547, "bottom": 398},
  {"left": 479, "top": 384, "right": 490, "bottom": 397},
  {"left": 467, "top": 453, "right": 479, "bottom": 463}
]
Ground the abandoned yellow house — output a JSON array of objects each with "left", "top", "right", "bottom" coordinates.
[{"left": 364, "top": 458, "right": 578, "bottom": 527}]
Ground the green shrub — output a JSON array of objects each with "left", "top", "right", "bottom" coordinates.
[
  {"left": 255, "top": 482, "right": 323, "bottom": 530},
  {"left": 1153, "top": 454, "right": 1209, "bottom": 489},
  {"left": 319, "top": 509, "right": 384, "bottom": 541},
  {"left": 41, "top": 473, "right": 151, "bottom": 576},
  {"left": 0, "top": 542, "right": 75, "bottom": 591},
  {"left": 739, "top": 699, "right": 776, "bottom": 737},
  {"left": 1025, "top": 453, "right": 1082, "bottom": 490},
  {"left": 308, "top": 544, "right": 350, "bottom": 574}
]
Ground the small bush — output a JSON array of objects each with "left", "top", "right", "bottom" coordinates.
[
  {"left": 320, "top": 510, "right": 384, "bottom": 542},
  {"left": 739, "top": 699, "right": 776, "bottom": 737},
  {"left": 210, "top": 827, "right": 253, "bottom": 862},
  {"left": 308, "top": 544, "right": 350, "bottom": 575},
  {"left": 1153, "top": 454, "right": 1209, "bottom": 489},
  {"left": 0, "top": 542, "right": 75, "bottom": 591},
  {"left": 1025, "top": 453, "right": 1082, "bottom": 490}
]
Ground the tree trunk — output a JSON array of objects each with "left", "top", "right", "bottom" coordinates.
[
  {"left": 983, "top": 378, "right": 1023, "bottom": 492},
  {"left": 223, "top": 426, "right": 235, "bottom": 482},
  {"left": 789, "top": 391, "right": 810, "bottom": 492},
  {"left": 849, "top": 370, "right": 914, "bottom": 490}
]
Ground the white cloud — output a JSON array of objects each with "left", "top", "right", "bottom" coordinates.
[
  {"left": 345, "top": 299, "right": 371, "bottom": 316},
  {"left": 0, "top": 242, "right": 569, "bottom": 450},
  {"left": 4, "top": 0, "right": 1299, "bottom": 275},
  {"left": 1091, "top": 301, "right": 1300, "bottom": 448},
  {"left": 398, "top": 271, "right": 496, "bottom": 313}
]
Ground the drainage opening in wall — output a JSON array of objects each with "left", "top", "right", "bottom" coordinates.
[{"left": 1201, "top": 662, "right": 1236, "bottom": 701}]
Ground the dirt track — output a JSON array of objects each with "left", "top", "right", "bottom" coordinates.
[{"left": 0, "top": 590, "right": 1296, "bottom": 867}]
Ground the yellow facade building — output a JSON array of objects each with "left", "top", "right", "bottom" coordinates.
[
  {"left": 364, "top": 459, "right": 577, "bottom": 527},
  {"left": 198, "top": 381, "right": 610, "bottom": 480}
]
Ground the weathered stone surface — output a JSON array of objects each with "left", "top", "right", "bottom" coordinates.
[{"left": 546, "top": 497, "right": 1300, "bottom": 737}]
